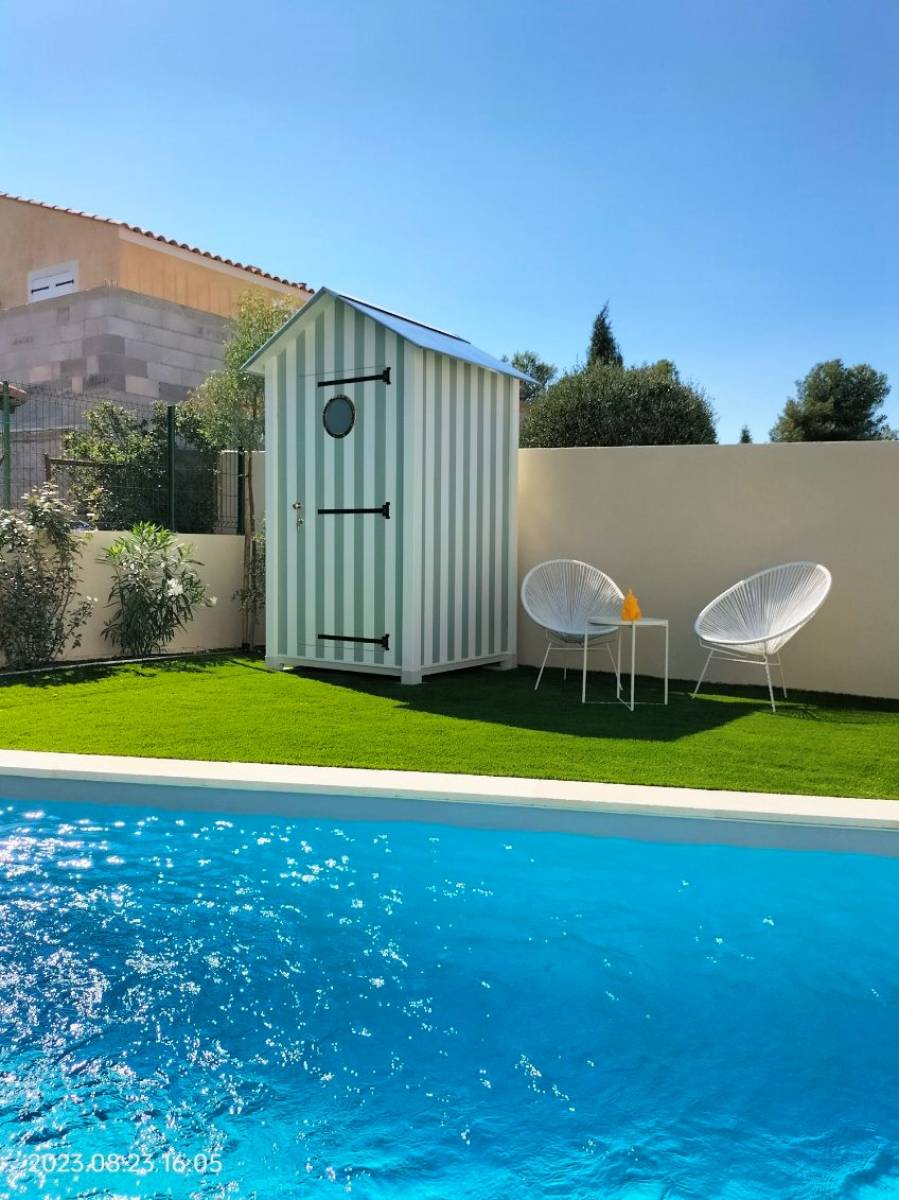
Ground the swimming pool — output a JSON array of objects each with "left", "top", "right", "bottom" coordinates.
[{"left": 1, "top": 796, "right": 897, "bottom": 1199}]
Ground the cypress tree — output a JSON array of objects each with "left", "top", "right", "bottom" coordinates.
[{"left": 587, "top": 303, "right": 623, "bottom": 368}]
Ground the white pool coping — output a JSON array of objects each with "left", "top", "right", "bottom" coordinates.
[{"left": 0, "top": 748, "right": 895, "bottom": 838}]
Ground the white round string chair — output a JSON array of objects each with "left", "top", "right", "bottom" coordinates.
[
  {"left": 692, "top": 562, "right": 832, "bottom": 712},
  {"left": 521, "top": 559, "right": 624, "bottom": 703}
]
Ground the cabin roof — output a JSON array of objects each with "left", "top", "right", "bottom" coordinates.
[{"left": 243, "top": 287, "right": 533, "bottom": 382}]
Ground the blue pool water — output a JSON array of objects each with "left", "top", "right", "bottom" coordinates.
[{"left": 0, "top": 799, "right": 897, "bottom": 1199}]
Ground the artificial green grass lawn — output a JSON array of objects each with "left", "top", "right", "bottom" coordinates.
[{"left": 1, "top": 655, "right": 897, "bottom": 800}]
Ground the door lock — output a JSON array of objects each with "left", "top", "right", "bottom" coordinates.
[{"left": 292, "top": 500, "right": 303, "bottom": 528}]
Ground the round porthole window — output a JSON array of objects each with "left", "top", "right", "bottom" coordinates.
[{"left": 322, "top": 394, "right": 355, "bottom": 439}]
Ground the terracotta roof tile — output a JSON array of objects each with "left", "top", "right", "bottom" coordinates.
[{"left": 0, "top": 191, "right": 312, "bottom": 292}]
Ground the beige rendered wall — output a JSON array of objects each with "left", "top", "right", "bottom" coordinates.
[
  {"left": 518, "top": 443, "right": 899, "bottom": 700},
  {"left": 0, "top": 196, "right": 312, "bottom": 320},
  {"left": 118, "top": 238, "right": 311, "bottom": 319},
  {"left": 66, "top": 532, "right": 248, "bottom": 662},
  {"left": 0, "top": 197, "right": 119, "bottom": 310}
]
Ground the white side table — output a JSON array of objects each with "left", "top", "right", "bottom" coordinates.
[{"left": 590, "top": 617, "right": 669, "bottom": 711}]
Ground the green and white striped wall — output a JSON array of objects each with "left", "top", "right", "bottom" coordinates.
[
  {"left": 415, "top": 350, "right": 518, "bottom": 675},
  {"left": 262, "top": 294, "right": 518, "bottom": 682}
]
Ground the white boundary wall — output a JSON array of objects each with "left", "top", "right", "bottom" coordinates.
[
  {"left": 518, "top": 443, "right": 899, "bottom": 700},
  {"left": 17, "top": 442, "right": 898, "bottom": 698},
  {"left": 56, "top": 532, "right": 247, "bottom": 662}
]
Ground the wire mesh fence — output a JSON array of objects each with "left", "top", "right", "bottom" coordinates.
[{"left": 0, "top": 381, "right": 242, "bottom": 534}]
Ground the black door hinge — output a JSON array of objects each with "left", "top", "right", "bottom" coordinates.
[
  {"left": 317, "top": 502, "right": 390, "bottom": 519},
  {"left": 317, "top": 633, "right": 390, "bottom": 651},
  {"left": 317, "top": 367, "right": 390, "bottom": 388}
]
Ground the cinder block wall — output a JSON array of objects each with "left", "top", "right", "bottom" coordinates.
[
  {"left": 518, "top": 443, "right": 899, "bottom": 700},
  {"left": 0, "top": 286, "right": 228, "bottom": 404}
]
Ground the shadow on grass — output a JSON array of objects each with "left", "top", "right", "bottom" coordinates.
[
  {"left": 6, "top": 656, "right": 895, "bottom": 749},
  {"left": 0, "top": 651, "right": 251, "bottom": 690},
  {"left": 284, "top": 664, "right": 770, "bottom": 744},
  {"left": 288, "top": 662, "right": 899, "bottom": 743},
  {"left": 770, "top": 693, "right": 899, "bottom": 724}
]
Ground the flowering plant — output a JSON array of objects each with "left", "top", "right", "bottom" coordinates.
[
  {"left": 102, "top": 523, "right": 214, "bottom": 657},
  {"left": 0, "top": 485, "right": 95, "bottom": 670}
]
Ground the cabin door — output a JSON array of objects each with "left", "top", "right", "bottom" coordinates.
[{"left": 291, "top": 308, "right": 401, "bottom": 670}]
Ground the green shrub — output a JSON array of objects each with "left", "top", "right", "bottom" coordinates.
[
  {"left": 0, "top": 485, "right": 95, "bottom": 670},
  {"left": 770, "top": 360, "right": 894, "bottom": 442},
  {"left": 62, "top": 402, "right": 219, "bottom": 533},
  {"left": 521, "top": 361, "right": 717, "bottom": 447},
  {"left": 101, "top": 523, "right": 214, "bottom": 658}
]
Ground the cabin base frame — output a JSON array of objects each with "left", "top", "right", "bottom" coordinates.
[{"left": 266, "top": 652, "right": 516, "bottom": 684}]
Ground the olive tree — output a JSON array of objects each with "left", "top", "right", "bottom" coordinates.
[
  {"left": 521, "top": 361, "right": 717, "bottom": 447},
  {"left": 502, "top": 350, "right": 557, "bottom": 405},
  {"left": 186, "top": 291, "right": 300, "bottom": 643}
]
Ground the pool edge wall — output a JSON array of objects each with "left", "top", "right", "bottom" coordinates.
[{"left": 1, "top": 751, "right": 897, "bottom": 858}]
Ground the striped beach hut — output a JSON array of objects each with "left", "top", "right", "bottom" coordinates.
[{"left": 245, "top": 287, "right": 529, "bottom": 684}]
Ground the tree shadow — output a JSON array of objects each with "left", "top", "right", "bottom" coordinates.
[
  {"left": 0, "top": 650, "right": 254, "bottom": 691},
  {"left": 281, "top": 664, "right": 798, "bottom": 744},
  {"left": 762, "top": 688, "right": 899, "bottom": 724},
  {"left": 0, "top": 663, "right": 121, "bottom": 689}
]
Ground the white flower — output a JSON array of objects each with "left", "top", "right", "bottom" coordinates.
[
  {"left": 208, "top": 596, "right": 218, "bottom": 606},
  {"left": 166, "top": 579, "right": 184, "bottom": 598}
]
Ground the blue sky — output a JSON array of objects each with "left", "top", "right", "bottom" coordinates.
[{"left": 3, "top": 0, "right": 896, "bottom": 441}]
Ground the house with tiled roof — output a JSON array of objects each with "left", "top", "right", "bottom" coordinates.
[{"left": 0, "top": 192, "right": 312, "bottom": 404}]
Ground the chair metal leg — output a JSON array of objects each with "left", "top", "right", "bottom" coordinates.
[
  {"left": 692, "top": 649, "right": 714, "bottom": 698},
  {"left": 763, "top": 656, "right": 777, "bottom": 713},
  {"left": 616, "top": 629, "right": 622, "bottom": 696},
  {"left": 581, "top": 633, "right": 589, "bottom": 703},
  {"left": 605, "top": 643, "right": 620, "bottom": 695},
  {"left": 776, "top": 655, "right": 787, "bottom": 698},
  {"left": 535, "top": 643, "right": 552, "bottom": 691}
]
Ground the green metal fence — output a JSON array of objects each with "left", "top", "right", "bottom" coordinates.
[{"left": 0, "top": 381, "right": 242, "bottom": 534}]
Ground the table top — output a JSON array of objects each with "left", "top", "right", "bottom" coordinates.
[{"left": 589, "top": 617, "right": 669, "bottom": 627}]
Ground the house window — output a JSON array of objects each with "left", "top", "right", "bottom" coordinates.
[{"left": 28, "top": 261, "right": 79, "bottom": 303}]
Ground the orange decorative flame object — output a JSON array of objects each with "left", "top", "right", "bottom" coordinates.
[{"left": 620, "top": 589, "right": 642, "bottom": 621}]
